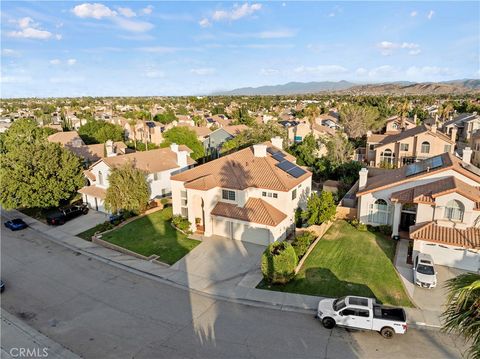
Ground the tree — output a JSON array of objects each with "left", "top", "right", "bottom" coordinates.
[
  {"left": 1, "top": 118, "right": 51, "bottom": 152},
  {"left": 104, "top": 163, "right": 150, "bottom": 214},
  {"left": 161, "top": 126, "right": 205, "bottom": 160},
  {"left": 221, "top": 122, "right": 286, "bottom": 154},
  {"left": 323, "top": 132, "right": 353, "bottom": 165},
  {"left": 0, "top": 142, "right": 84, "bottom": 209},
  {"left": 302, "top": 191, "right": 336, "bottom": 225},
  {"left": 261, "top": 242, "right": 298, "bottom": 284},
  {"left": 288, "top": 133, "right": 319, "bottom": 167},
  {"left": 442, "top": 273, "right": 480, "bottom": 359},
  {"left": 339, "top": 103, "right": 380, "bottom": 139},
  {"left": 78, "top": 120, "right": 124, "bottom": 144},
  {"left": 153, "top": 111, "right": 176, "bottom": 124}
]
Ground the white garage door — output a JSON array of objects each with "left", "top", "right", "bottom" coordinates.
[
  {"left": 421, "top": 242, "right": 479, "bottom": 272},
  {"left": 213, "top": 218, "right": 270, "bottom": 246}
]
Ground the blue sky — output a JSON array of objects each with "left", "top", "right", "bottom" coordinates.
[{"left": 1, "top": 1, "right": 479, "bottom": 97}]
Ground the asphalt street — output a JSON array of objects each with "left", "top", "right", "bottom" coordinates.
[{"left": 1, "top": 221, "right": 467, "bottom": 359}]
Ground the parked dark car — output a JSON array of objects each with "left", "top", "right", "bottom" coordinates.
[
  {"left": 46, "top": 202, "right": 89, "bottom": 225},
  {"left": 0, "top": 280, "right": 5, "bottom": 293},
  {"left": 4, "top": 218, "right": 28, "bottom": 231},
  {"left": 108, "top": 212, "right": 124, "bottom": 224}
]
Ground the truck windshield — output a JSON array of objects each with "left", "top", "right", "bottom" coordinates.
[
  {"left": 417, "top": 264, "right": 435, "bottom": 275},
  {"left": 333, "top": 297, "right": 346, "bottom": 311}
]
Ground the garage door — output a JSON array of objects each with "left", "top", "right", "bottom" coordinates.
[
  {"left": 213, "top": 218, "right": 270, "bottom": 246},
  {"left": 421, "top": 242, "right": 479, "bottom": 272}
]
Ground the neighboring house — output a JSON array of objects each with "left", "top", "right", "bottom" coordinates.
[
  {"left": 356, "top": 150, "right": 480, "bottom": 272},
  {"left": 366, "top": 124, "right": 455, "bottom": 168},
  {"left": 48, "top": 131, "right": 128, "bottom": 163},
  {"left": 0, "top": 118, "right": 12, "bottom": 133},
  {"left": 124, "top": 120, "right": 169, "bottom": 146},
  {"left": 442, "top": 112, "right": 480, "bottom": 145},
  {"left": 177, "top": 123, "right": 212, "bottom": 142},
  {"left": 79, "top": 144, "right": 195, "bottom": 213},
  {"left": 205, "top": 114, "right": 232, "bottom": 128},
  {"left": 202, "top": 125, "right": 248, "bottom": 158},
  {"left": 384, "top": 116, "right": 417, "bottom": 134},
  {"left": 170, "top": 137, "right": 312, "bottom": 246},
  {"left": 471, "top": 131, "right": 480, "bottom": 167}
]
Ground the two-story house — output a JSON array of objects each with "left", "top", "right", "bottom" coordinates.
[
  {"left": 442, "top": 112, "right": 480, "bottom": 146},
  {"left": 79, "top": 144, "right": 195, "bottom": 213},
  {"left": 170, "top": 137, "right": 312, "bottom": 246},
  {"left": 384, "top": 115, "right": 417, "bottom": 134},
  {"left": 356, "top": 151, "right": 480, "bottom": 272},
  {"left": 366, "top": 124, "right": 455, "bottom": 168}
]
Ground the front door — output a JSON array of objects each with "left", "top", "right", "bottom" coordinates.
[{"left": 400, "top": 203, "right": 417, "bottom": 231}]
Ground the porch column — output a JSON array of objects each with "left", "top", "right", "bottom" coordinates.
[{"left": 391, "top": 202, "right": 402, "bottom": 237}]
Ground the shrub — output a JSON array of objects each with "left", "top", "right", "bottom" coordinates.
[
  {"left": 350, "top": 218, "right": 367, "bottom": 231},
  {"left": 160, "top": 198, "right": 169, "bottom": 205},
  {"left": 172, "top": 215, "right": 192, "bottom": 234},
  {"left": 261, "top": 242, "right": 298, "bottom": 284},
  {"left": 377, "top": 225, "right": 393, "bottom": 236},
  {"left": 292, "top": 231, "right": 317, "bottom": 259},
  {"left": 96, "top": 221, "right": 115, "bottom": 234}
]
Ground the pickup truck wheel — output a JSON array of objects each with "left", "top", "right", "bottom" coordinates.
[
  {"left": 322, "top": 317, "right": 336, "bottom": 329},
  {"left": 380, "top": 327, "right": 394, "bottom": 339}
]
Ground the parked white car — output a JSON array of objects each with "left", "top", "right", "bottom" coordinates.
[
  {"left": 317, "top": 296, "right": 408, "bottom": 339},
  {"left": 413, "top": 253, "right": 437, "bottom": 289}
]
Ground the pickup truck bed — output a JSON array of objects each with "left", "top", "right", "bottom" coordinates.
[{"left": 373, "top": 305, "right": 406, "bottom": 322}]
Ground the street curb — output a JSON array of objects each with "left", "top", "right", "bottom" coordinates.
[{"left": 4, "top": 210, "right": 442, "bottom": 330}]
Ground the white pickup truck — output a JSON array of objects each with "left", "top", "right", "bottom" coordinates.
[{"left": 317, "top": 296, "right": 407, "bottom": 339}]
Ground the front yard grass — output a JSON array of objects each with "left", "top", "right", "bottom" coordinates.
[
  {"left": 98, "top": 208, "right": 200, "bottom": 265},
  {"left": 258, "top": 220, "right": 412, "bottom": 307}
]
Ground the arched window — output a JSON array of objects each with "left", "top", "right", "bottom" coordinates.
[
  {"left": 368, "top": 199, "right": 391, "bottom": 224},
  {"left": 444, "top": 200, "right": 464, "bottom": 221},
  {"left": 380, "top": 149, "right": 395, "bottom": 166},
  {"left": 421, "top": 141, "right": 430, "bottom": 154},
  {"left": 392, "top": 123, "right": 398, "bottom": 130},
  {"left": 98, "top": 171, "right": 103, "bottom": 186}
]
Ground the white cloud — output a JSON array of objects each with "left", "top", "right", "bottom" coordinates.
[
  {"left": 377, "top": 41, "right": 420, "bottom": 56},
  {"left": 406, "top": 66, "right": 452, "bottom": 77},
  {"left": 0, "top": 75, "right": 32, "bottom": 84},
  {"left": 113, "top": 17, "right": 154, "bottom": 32},
  {"left": 260, "top": 68, "right": 280, "bottom": 76},
  {"left": 72, "top": 3, "right": 117, "bottom": 19},
  {"left": 55, "top": 34, "right": 63, "bottom": 40},
  {"left": 210, "top": 3, "right": 262, "bottom": 22},
  {"left": 328, "top": 12, "right": 335, "bottom": 17},
  {"left": 258, "top": 29, "right": 296, "bottom": 39},
  {"left": 7, "top": 17, "right": 59, "bottom": 40},
  {"left": 410, "top": 11, "right": 417, "bottom": 17},
  {"left": 282, "top": 2, "right": 287, "bottom": 7},
  {"left": 67, "top": 58, "right": 77, "bottom": 65},
  {"left": 118, "top": 7, "right": 136, "bottom": 18},
  {"left": 49, "top": 76, "right": 85, "bottom": 84},
  {"left": 2, "top": 49, "right": 20, "bottom": 57},
  {"left": 50, "top": 59, "right": 61, "bottom": 65},
  {"left": 368, "top": 65, "right": 399, "bottom": 78},
  {"left": 199, "top": 18, "right": 211, "bottom": 28},
  {"left": 427, "top": 10, "right": 435, "bottom": 20},
  {"left": 355, "top": 67, "right": 368, "bottom": 76},
  {"left": 142, "top": 5, "right": 154, "bottom": 15},
  {"left": 190, "top": 68, "right": 215, "bottom": 75},
  {"left": 294, "top": 64, "right": 348, "bottom": 75},
  {"left": 138, "top": 46, "right": 181, "bottom": 53},
  {"left": 145, "top": 70, "right": 165, "bottom": 78}
]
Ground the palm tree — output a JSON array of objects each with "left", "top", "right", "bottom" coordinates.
[
  {"left": 128, "top": 118, "right": 138, "bottom": 150},
  {"left": 442, "top": 273, "right": 480, "bottom": 359}
]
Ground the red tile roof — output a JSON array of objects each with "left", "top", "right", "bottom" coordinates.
[
  {"left": 211, "top": 198, "right": 287, "bottom": 226},
  {"left": 410, "top": 222, "right": 480, "bottom": 249},
  {"left": 78, "top": 185, "right": 106, "bottom": 199}
]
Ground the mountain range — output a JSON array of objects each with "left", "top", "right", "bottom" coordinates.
[{"left": 211, "top": 79, "right": 480, "bottom": 96}]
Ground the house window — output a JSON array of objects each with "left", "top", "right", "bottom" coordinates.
[
  {"left": 181, "top": 207, "right": 188, "bottom": 217},
  {"left": 421, "top": 141, "right": 430, "bottom": 154},
  {"left": 368, "top": 199, "right": 391, "bottom": 225},
  {"left": 273, "top": 193, "right": 278, "bottom": 199},
  {"left": 222, "top": 189, "right": 236, "bottom": 201},
  {"left": 444, "top": 144, "right": 451, "bottom": 153},
  {"left": 369, "top": 144, "right": 375, "bottom": 151},
  {"left": 153, "top": 172, "right": 159, "bottom": 181},
  {"left": 98, "top": 171, "right": 103, "bottom": 186},
  {"left": 400, "top": 143, "right": 409, "bottom": 151},
  {"left": 380, "top": 149, "right": 395, "bottom": 165},
  {"left": 444, "top": 200, "right": 464, "bottom": 221},
  {"left": 262, "top": 191, "right": 267, "bottom": 197},
  {"left": 268, "top": 192, "right": 273, "bottom": 198},
  {"left": 392, "top": 123, "right": 398, "bottom": 130},
  {"left": 292, "top": 189, "right": 297, "bottom": 200}
]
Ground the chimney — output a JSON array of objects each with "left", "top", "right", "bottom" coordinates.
[
  {"left": 359, "top": 168, "right": 368, "bottom": 190},
  {"left": 366, "top": 131, "right": 372, "bottom": 138},
  {"left": 271, "top": 136, "right": 283, "bottom": 149},
  {"left": 253, "top": 143, "right": 267, "bottom": 157},
  {"left": 414, "top": 113, "right": 417, "bottom": 124},
  {"left": 105, "top": 139, "right": 116, "bottom": 157},
  {"left": 170, "top": 143, "right": 179, "bottom": 153},
  {"left": 176, "top": 150, "right": 188, "bottom": 167},
  {"left": 450, "top": 127, "right": 458, "bottom": 142},
  {"left": 430, "top": 124, "right": 437, "bottom": 133},
  {"left": 435, "top": 114, "right": 439, "bottom": 122},
  {"left": 463, "top": 147, "right": 472, "bottom": 165}
]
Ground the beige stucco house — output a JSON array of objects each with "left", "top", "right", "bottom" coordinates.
[
  {"left": 79, "top": 144, "right": 195, "bottom": 213},
  {"left": 384, "top": 116, "right": 417, "bottom": 134},
  {"left": 366, "top": 124, "right": 455, "bottom": 168},
  {"left": 170, "top": 137, "right": 312, "bottom": 246},
  {"left": 356, "top": 151, "right": 480, "bottom": 272}
]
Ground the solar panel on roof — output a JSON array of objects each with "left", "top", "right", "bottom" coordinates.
[
  {"left": 288, "top": 166, "right": 307, "bottom": 178},
  {"left": 431, "top": 156, "right": 443, "bottom": 169},
  {"left": 272, "top": 153, "right": 285, "bottom": 162},
  {"left": 276, "top": 160, "right": 296, "bottom": 172},
  {"left": 406, "top": 156, "right": 444, "bottom": 177},
  {"left": 267, "top": 147, "right": 277, "bottom": 155}
]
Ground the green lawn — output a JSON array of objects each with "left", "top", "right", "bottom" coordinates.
[
  {"left": 258, "top": 220, "right": 412, "bottom": 307},
  {"left": 77, "top": 222, "right": 112, "bottom": 240},
  {"left": 98, "top": 208, "right": 200, "bottom": 265}
]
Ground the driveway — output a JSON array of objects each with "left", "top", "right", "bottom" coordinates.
[
  {"left": 170, "top": 235, "right": 266, "bottom": 290},
  {"left": 58, "top": 210, "right": 109, "bottom": 236}
]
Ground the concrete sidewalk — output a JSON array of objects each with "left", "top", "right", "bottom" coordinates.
[
  {"left": 1, "top": 309, "right": 80, "bottom": 359},
  {"left": 3, "top": 209, "right": 442, "bottom": 328}
]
